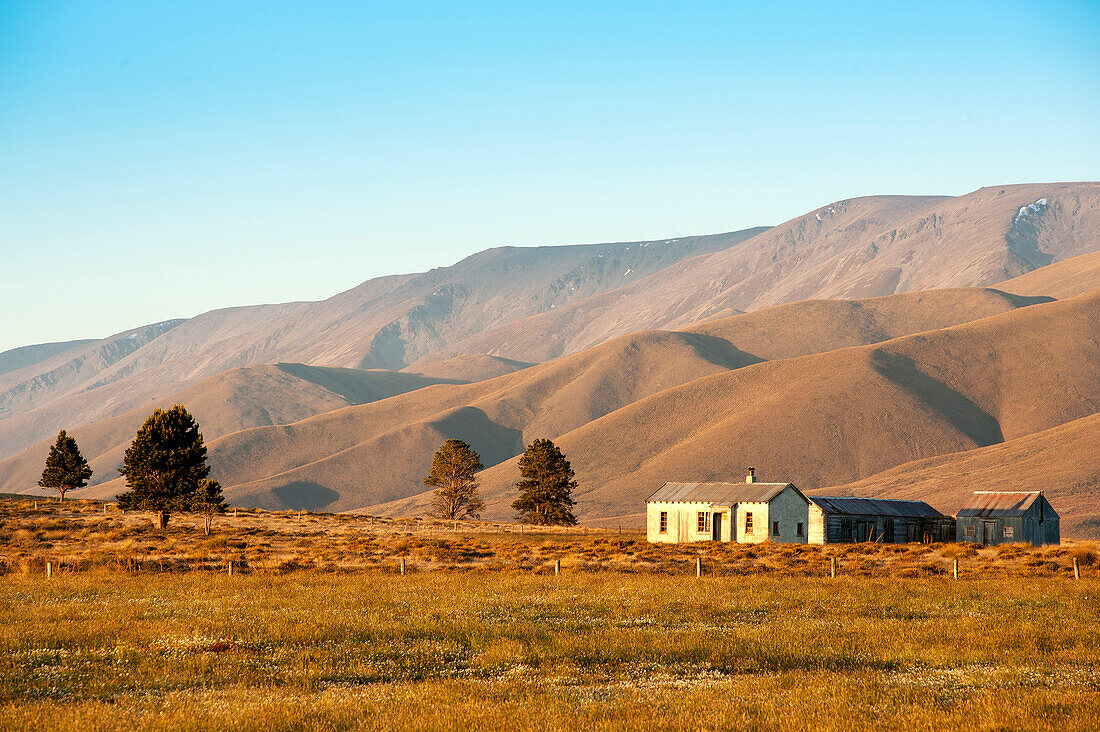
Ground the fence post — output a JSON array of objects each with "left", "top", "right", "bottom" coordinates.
[
  {"left": 953, "top": 558, "right": 959, "bottom": 580},
  {"left": 46, "top": 561, "right": 53, "bottom": 579},
  {"left": 1074, "top": 557, "right": 1081, "bottom": 581},
  {"left": 228, "top": 560, "right": 233, "bottom": 577},
  {"left": 400, "top": 557, "right": 406, "bottom": 576},
  {"left": 830, "top": 556, "right": 837, "bottom": 579},
  {"left": 104, "top": 504, "right": 108, "bottom": 514},
  {"left": 555, "top": 559, "right": 561, "bottom": 576},
  {"left": 696, "top": 557, "right": 702, "bottom": 578}
]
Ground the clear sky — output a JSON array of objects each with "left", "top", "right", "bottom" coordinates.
[{"left": 1, "top": 1, "right": 1097, "bottom": 352}]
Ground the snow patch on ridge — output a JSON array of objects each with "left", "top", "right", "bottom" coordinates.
[{"left": 1015, "top": 198, "right": 1048, "bottom": 221}]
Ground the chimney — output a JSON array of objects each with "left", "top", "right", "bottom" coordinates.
[{"left": 746, "top": 468, "right": 756, "bottom": 484}]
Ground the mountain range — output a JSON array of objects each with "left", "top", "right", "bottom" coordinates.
[{"left": 2, "top": 182, "right": 1097, "bottom": 536}]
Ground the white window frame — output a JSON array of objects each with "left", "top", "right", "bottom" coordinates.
[{"left": 697, "top": 511, "right": 710, "bottom": 534}]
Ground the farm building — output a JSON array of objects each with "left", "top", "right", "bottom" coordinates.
[
  {"left": 646, "top": 470, "right": 811, "bottom": 544},
  {"left": 807, "top": 496, "right": 955, "bottom": 544},
  {"left": 956, "top": 491, "right": 1060, "bottom": 546}
]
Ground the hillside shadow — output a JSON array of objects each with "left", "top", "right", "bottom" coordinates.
[
  {"left": 679, "top": 332, "right": 766, "bottom": 370},
  {"left": 271, "top": 482, "right": 341, "bottom": 511},
  {"left": 429, "top": 406, "right": 526, "bottom": 467},
  {"left": 870, "top": 350, "right": 1004, "bottom": 446},
  {"left": 986, "top": 290, "right": 1056, "bottom": 307}
]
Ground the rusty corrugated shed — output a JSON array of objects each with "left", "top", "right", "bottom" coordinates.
[
  {"left": 809, "top": 496, "right": 948, "bottom": 518},
  {"left": 957, "top": 491, "right": 1041, "bottom": 518},
  {"left": 647, "top": 481, "right": 792, "bottom": 503}
]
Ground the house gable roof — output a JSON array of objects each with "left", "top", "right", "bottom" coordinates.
[
  {"left": 808, "top": 496, "right": 948, "bottom": 519},
  {"left": 957, "top": 491, "right": 1052, "bottom": 518},
  {"left": 647, "top": 481, "right": 797, "bottom": 504}
]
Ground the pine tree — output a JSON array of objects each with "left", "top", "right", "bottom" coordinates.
[
  {"left": 511, "top": 438, "right": 577, "bottom": 526},
  {"left": 425, "top": 439, "right": 485, "bottom": 520},
  {"left": 117, "top": 405, "right": 211, "bottom": 529},
  {"left": 191, "top": 479, "right": 228, "bottom": 536},
  {"left": 38, "top": 429, "right": 93, "bottom": 502}
]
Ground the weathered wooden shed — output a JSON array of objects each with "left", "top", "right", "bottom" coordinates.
[
  {"left": 646, "top": 471, "right": 810, "bottom": 544},
  {"left": 807, "top": 496, "right": 955, "bottom": 544},
  {"left": 956, "top": 491, "right": 1060, "bottom": 546}
]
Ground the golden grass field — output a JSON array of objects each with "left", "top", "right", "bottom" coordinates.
[{"left": 2, "top": 498, "right": 1099, "bottom": 730}]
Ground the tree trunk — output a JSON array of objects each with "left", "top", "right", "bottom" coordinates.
[
  {"left": 58, "top": 488, "right": 66, "bottom": 503},
  {"left": 204, "top": 515, "right": 211, "bottom": 536},
  {"left": 156, "top": 511, "right": 169, "bottom": 530}
]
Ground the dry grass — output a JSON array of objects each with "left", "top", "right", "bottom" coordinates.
[
  {"left": 2, "top": 498, "right": 1099, "bottom": 729},
  {"left": 1, "top": 567, "right": 1098, "bottom": 730},
  {"left": 1, "top": 498, "right": 1095, "bottom": 580}
]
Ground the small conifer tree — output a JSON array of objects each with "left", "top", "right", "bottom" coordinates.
[
  {"left": 512, "top": 438, "right": 577, "bottom": 526},
  {"left": 117, "top": 405, "right": 211, "bottom": 529},
  {"left": 38, "top": 429, "right": 93, "bottom": 502},
  {"left": 191, "top": 479, "right": 228, "bottom": 536},
  {"left": 425, "top": 439, "right": 485, "bottom": 520}
]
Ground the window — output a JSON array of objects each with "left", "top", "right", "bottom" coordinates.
[
  {"left": 659, "top": 511, "right": 668, "bottom": 534},
  {"left": 840, "top": 517, "right": 853, "bottom": 542},
  {"left": 745, "top": 512, "right": 754, "bottom": 534},
  {"left": 697, "top": 511, "right": 708, "bottom": 534},
  {"left": 773, "top": 520, "right": 780, "bottom": 536},
  {"left": 964, "top": 524, "right": 976, "bottom": 538},
  {"left": 1003, "top": 525, "right": 1015, "bottom": 539},
  {"left": 797, "top": 522, "right": 804, "bottom": 537}
]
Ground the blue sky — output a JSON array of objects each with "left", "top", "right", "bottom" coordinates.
[{"left": 1, "top": 1, "right": 1097, "bottom": 352}]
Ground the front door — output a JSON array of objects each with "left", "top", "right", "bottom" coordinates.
[
  {"left": 712, "top": 512, "right": 723, "bottom": 541},
  {"left": 982, "top": 521, "right": 997, "bottom": 545}
]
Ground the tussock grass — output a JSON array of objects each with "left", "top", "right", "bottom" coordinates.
[
  {"left": 1, "top": 498, "right": 1095, "bottom": 580},
  {"left": 1, "top": 572, "right": 1097, "bottom": 730}
]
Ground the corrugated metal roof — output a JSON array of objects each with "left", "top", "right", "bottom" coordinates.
[
  {"left": 647, "top": 481, "right": 793, "bottom": 504},
  {"left": 808, "top": 496, "right": 947, "bottom": 518},
  {"left": 957, "top": 491, "right": 1043, "bottom": 518}
]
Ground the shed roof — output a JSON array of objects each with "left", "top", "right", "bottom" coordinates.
[
  {"left": 957, "top": 491, "right": 1049, "bottom": 518},
  {"left": 647, "top": 481, "right": 794, "bottom": 504},
  {"left": 808, "top": 496, "right": 947, "bottom": 518}
]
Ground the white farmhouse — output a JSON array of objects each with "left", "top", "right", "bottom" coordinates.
[{"left": 646, "top": 469, "right": 810, "bottom": 544}]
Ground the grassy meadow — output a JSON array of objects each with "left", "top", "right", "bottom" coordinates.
[{"left": 2, "top": 498, "right": 1099, "bottom": 730}]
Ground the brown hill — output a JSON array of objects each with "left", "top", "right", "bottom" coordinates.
[
  {"left": 0, "top": 364, "right": 461, "bottom": 497},
  {"left": 0, "top": 231, "right": 759, "bottom": 459},
  {"left": 7, "top": 183, "right": 1098, "bottom": 464},
  {"left": 813, "top": 412, "right": 1100, "bottom": 539},
  {"left": 995, "top": 249, "right": 1100, "bottom": 300},
  {"left": 20, "top": 286, "right": 1041, "bottom": 513},
  {"left": 375, "top": 292, "right": 1100, "bottom": 534},
  {"left": 416, "top": 183, "right": 1100, "bottom": 364}
]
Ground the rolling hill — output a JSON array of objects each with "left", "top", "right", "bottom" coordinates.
[
  {"left": 6, "top": 285, "right": 1049, "bottom": 512},
  {"left": 5, "top": 183, "right": 1098, "bottom": 465},
  {"left": 0, "top": 230, "right": 761, "bottom": 459},
  {"left": 0, "top": 364, "right": 462, "bottom": 498},
  {"left": 995, "top": 249, "right": 1100, "bottom": 300},
  {"left": 816, "top": 412, "right": 1100, "bottom": 540},
  {"left": 376, "top": 292, "right": 1100, "bottom": 534},
  {"left": 2, "top": 183, "right": 1098, "bottom": 536}
]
